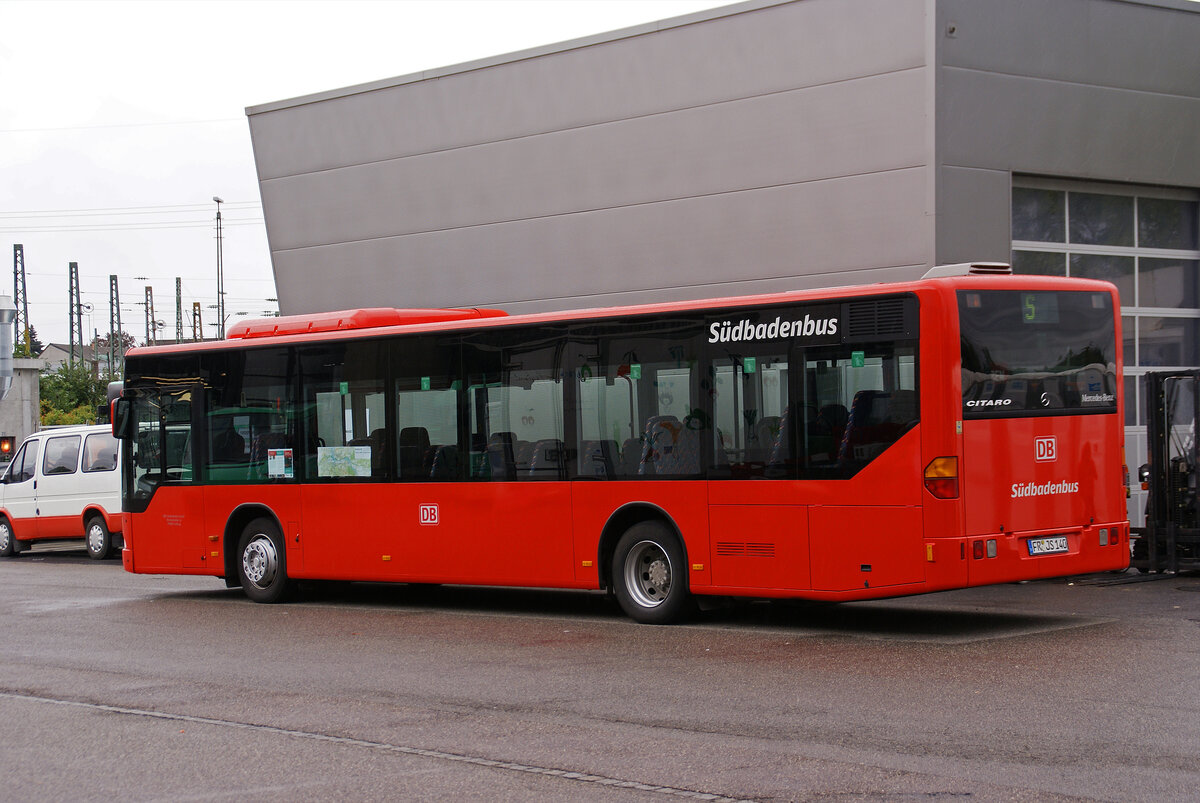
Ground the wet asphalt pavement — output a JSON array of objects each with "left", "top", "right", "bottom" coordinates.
[{"left": 1, "top": 546, "right": 1198, "bottom": 801}]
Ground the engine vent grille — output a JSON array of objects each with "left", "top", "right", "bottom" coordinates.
[
  {"left": 845, "top": 298, "right": 910, "bottom": 339},
  {"left": 716, "top": 542, "right": 776, "bottom": 558}
]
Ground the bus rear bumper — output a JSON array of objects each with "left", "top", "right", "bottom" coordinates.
[{"left": 965, "top": 521, "right": 1130, "bottom": 586}]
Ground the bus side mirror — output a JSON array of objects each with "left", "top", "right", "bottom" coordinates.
[{"left": 113, "top": 398, "right": 134, "bottom": 440}]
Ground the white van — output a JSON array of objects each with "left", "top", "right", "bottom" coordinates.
[{"left": 0, "top": 424, "right": 123, "bottom": 560}]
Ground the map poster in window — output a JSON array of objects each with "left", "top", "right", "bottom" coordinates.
[
  {"left": 317, "top": 446, "right": 372, "bottom": 477},
  {"left": 267, "top": 448, "right": 294, "bottom": 479}
]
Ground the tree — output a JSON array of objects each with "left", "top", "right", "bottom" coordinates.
[
  {"left": 92, "top": 331, "right": 140, "bottom": 378},
  {"left": 13, "top": 325, "right": 44, "bottom": 358},
  {"left": 40, "top": 361, "right": 106, "bottom": 426},
  {"left": 93, "top": 330, "right": 139, "bottom": 356}
]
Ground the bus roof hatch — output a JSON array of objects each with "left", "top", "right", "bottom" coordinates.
[
  {"left": 225, "top": 307, "right": 508, "bottom": 339},
  {"left": 922, "top": 262, "right": 1012, "bottom": 279}
]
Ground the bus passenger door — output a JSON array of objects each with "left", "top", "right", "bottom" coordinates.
[{"left": 128, "top": 387, "right": 207, "bottom": 572}]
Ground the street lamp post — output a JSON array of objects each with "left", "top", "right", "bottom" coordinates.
[{"left": 213, "top": 196, "right": 225, "bottom": 338}]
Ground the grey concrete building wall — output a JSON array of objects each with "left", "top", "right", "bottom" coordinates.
[
  {"left": 0, "top": 359, "right": 44, "bottom": 452},
  {"left": 932, "top": 0, "right": 1200, "bottom": 265},
  {"left": 248, "top": 0, "right": 934, "bottom": 317}
]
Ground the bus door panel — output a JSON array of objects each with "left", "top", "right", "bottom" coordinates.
[
  {"left": 808, "top": 505, "right": 924, "bottom": 591},
  {"left": 298, "top": 485, "right": 395, "bottom": 579},
  {"left": 297, "top": 483, "right": 575, "bottom": 585},
  {"left": 708, "top": 503, "right": 810, "bottom": 591},
  {"left": 134, "top": 489, "right": 206, "bottom": 572},
  {"left": 427, "top": 483, "right": 574, "bottom": 587}
]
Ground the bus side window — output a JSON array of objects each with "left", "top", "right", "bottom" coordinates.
[
  {"left": 802, "top": 344, "right": 918, "bottom": 475},
  {"left": 463, "top": 329, "right": 564, "bottom": 482},
  {"left": 710, "top": 350, "right": 790, "bottom": 479},
  {"left": 300, "top": 342, "right": 384, "bottom": 482},
  {"left": 575, "top": 370, "right": 634, "bottom": 479}
]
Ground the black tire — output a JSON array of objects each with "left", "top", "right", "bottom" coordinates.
[
  {"left": 612, "top": 521, "right": 694, "bottom": 624},
  {"left": 85, "top": 515, "right": 112, "bottom": 560},
  {"left": 0, "top": 517, "right": 14, "bottom": 558},
  {"left": 236, "top": 517, "right": 293, "bottom": 603}
]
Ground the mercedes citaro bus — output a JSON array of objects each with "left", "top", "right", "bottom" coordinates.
[{"left": 112, "top": 263, "right": 1129, "bottom": 623}]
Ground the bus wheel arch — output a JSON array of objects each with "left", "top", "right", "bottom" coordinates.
[
  {"left": 226, "top": 505, "right": 292, "bottom": 603},
  {"left": 599, "top": 504, "right": 694, "bottom": 624}
]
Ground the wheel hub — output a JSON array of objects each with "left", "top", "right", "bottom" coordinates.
[
  {"left": 625, "top": 540, "right": 672, "bottom": 609},
  {"left": 242, "top": 535, "right": 278, "bottom": 588},
  {"left": 646, "top": 559, "right": 669, "bottom": 589}
]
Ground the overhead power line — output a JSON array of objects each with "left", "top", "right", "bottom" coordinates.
[
  {"left": 0, "top": 218, "right": 264, "bottom": 234},
  {"left": 0, "top": 201, "right": 260, "bottom": 218}
]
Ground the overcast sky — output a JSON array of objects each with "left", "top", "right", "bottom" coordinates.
[{"left": 1, "top": 0, "right": 731, "bottom": 347}]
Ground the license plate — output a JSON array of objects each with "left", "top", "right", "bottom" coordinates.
[{"left": 1027, "top": 535, "right": 1069, "bottom": 556}]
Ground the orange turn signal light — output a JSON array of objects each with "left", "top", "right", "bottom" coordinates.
[{"left": 924, "top": 456, "right": 959, "bottom": 499}]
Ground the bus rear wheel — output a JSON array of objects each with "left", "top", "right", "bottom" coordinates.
[
  {"left": 237, "top": 518, "right": 292, "bottom": 603},
  {"left": 612, "top": 521, "right": 694, "bottom": 625},
  {"left": 85, "top": 515, "right": 111, "bottom": 560}
]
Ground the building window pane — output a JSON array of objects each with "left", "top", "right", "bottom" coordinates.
[
  {"left": 1124, "top": 374, "right": 1137, "bottom": 426},
  {"left": 1012, "top": 250, "right": 1066, "bottom": 276},
  {"left": 1069, "top": 192, "right": 1134, "bottom": 247},
  {"left": 1012, "top": 187, "right": 1065, "bottom": 242},
  {"left": 1122, "top": 316, "right": 1136, "bottom": 366},
  {"left": 1069, "top": 253, "right": 1134, "bottom": 305},
  {"left": 1138, "top": 317, "right": 1200, "bottom": 367},
  {"left": 1138, "top": 197, "right": 1199, "bottom": 251},
  {"left": 1138, "top": 258, "right": 1199, "bottom": 309}
]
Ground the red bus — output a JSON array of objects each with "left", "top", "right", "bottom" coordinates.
[{"left": 112, "top": 264, "right": 1129, "bottom": 623}]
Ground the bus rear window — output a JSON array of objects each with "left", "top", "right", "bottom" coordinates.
[{"left": 959, "top": 289, "right": 1117, "bottom": 417}]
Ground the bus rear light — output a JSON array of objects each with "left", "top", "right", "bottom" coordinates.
[
  {"left": 923, "top": 456, "right": 959, "bottom": 499},
  {"left": 1099, "top": 528, "right": 1109, "bottom": 546},
  {"left": 986, "top": 539, "right": 997, "bottom": 558},
  {"left": 972, "top": 540, "right": 984, "bottom": 559}
]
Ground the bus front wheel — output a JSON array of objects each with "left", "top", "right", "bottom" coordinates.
[
  {"left": 237, "top": 518, "right": 292, "bottom": 603},
  {"left": 612, "top": 522, "right": 694, "bottom": 625}
]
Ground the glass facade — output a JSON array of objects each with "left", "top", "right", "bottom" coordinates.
[{"left": 1012, "top": 179, "right": 1200, "bottom": 522}]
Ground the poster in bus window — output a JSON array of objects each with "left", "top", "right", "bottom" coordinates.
[
  {"left": 317, "top": 445, "right": 372, "bottom": 477},
  {"left": 267, "top": 448, "right": 294, "bottom": 479}
]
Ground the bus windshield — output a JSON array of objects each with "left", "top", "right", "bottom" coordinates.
[{"left": 959, "top": 289, "right": 1117, "bottom": 417}]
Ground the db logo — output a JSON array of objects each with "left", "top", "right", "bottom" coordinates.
[
  {"left": 1035, "top": 436, "right": 1057, "bottom": 463},
  {"left": 419, "top": 504, "right": 439, "bottom": 525}
]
